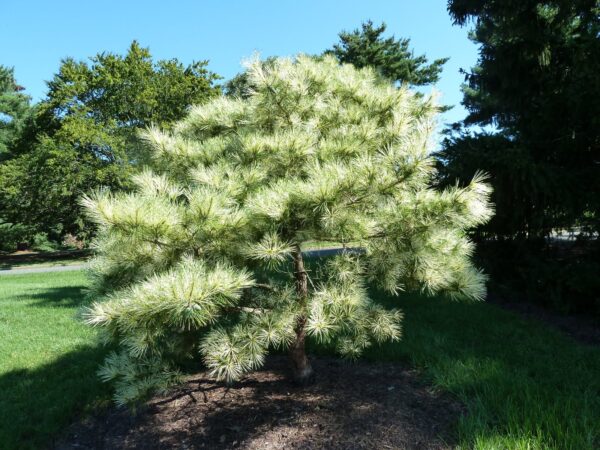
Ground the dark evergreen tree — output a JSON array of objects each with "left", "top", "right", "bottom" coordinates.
[
  {"left": 0, "top": 66, "right": 32, "bottom": 159},
  {"left": 0, "top": 67, "right": 35, "bottom": 249},
  {"left": 225, "top": 22, "right": 448, "bottom": 99},
  {"left": 326, "top": 21, "right": 448, "bottom": 86},
  {"left": 441, "top": 0, "right": 600, "bottom": 238}
]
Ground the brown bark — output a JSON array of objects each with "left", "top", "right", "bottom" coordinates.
[{"left": 289, "top": 244, "right": 314, "bottom": 384}]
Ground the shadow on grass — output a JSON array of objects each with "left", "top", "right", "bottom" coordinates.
[
  {"left": 25, "top": 285, "right": 89, "bottom": 309},
  {"left": 360, "top": 290, "right": 600, "bottom": 449},
  {"left": 0, "top": 250, "right": 90, "bottom": 270},
  {"left": 0, "top": 345, "right": 111, "bottom": 450}
]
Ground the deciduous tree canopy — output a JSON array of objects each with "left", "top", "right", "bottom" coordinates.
[{"left": 0, "top": 42, "right": 221, "bottom": 241}]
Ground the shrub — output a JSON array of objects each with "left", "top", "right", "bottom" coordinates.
[{"left": 0, "top": 222, "right": 32, "bottom": 252}]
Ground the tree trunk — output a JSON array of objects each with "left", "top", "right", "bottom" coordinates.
[{"left": 290, "top": 245, "right": 314, "bottom": 384}]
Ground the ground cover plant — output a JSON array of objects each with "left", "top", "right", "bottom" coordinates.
[{"left": 82, "top": 55, "right": 492, "bottom": 405}]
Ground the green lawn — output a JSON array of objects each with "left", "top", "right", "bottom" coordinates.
[
  {"left": 0, "top": 271, "right": 109, "bottom": 450},
  {"left": 1, "top": 270, "right": 600, "bottom": 449},
  {"left": 359, "top": 288, "right": 600, "bottom": 450}
]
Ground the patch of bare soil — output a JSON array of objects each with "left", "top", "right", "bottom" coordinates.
[{"left": 54, "top": 357, "right": 463, "bottom": 450}]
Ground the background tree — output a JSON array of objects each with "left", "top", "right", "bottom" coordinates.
[
  {"left": 438, "top": 0, "right": 600, "bottom": 315},
  {"left": 0, "top": 67, "right": 35, "bottom": 250},
  {"left": 39, "top": 41, "right": 220, "bottom": 133},
  {"left": 439, "top": 133, "right": 551, "bottom": 239},
  {"left": 440, "top": 0, "right": 600, "bottom": 238},
  {"left": 83, "top": 55, "right": 492, "bottom": 405},
  {"left": 0, "top": 129, "right": 128, "bottom": 242},
  {"left": 0, "top": 42, "right": 221, "bottom": 244},
  {"left": 225, "top": 21, "right": 448, "bottom": 99},
  {"left": 326, "top": 20, "right": 448, "bottom": 86},
  {"left": 0, "top": 66, "right": 32, "bottom": 159}
]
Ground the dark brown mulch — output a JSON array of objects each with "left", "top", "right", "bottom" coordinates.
[{"left": 53, "top": 357, "right": 464, "bottom": 450}]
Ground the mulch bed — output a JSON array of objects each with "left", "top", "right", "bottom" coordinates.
[{"left": 54, "top": 357, "right": 464, "bottom": 450}]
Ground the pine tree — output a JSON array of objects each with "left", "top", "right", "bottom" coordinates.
[
  {"left": 83, "top": 55, "right": 492, "bottom": 405},
  {"left": 442, "top": 0, "right": 600, "bottom": 238},
  {"left": 0, "top": 66, "right": 32, "bottom": 159},
  {"left": 225, "top": 21, "right": 448, "bottom": 99},
  {"left": 327, "top": 21, "right": 448, "bottom": 86}
]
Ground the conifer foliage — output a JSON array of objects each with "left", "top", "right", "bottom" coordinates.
[{"left": 83, "top": 55, "right": 492, "bottom": 405}]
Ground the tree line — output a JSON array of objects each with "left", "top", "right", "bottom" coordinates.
[{"left": 0, "top": 22, "right": 445, "bottom": 251}]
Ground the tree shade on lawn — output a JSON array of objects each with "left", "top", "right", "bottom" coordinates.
[{"left": 0, "top": 271, "right": 109, "bottom": 450}]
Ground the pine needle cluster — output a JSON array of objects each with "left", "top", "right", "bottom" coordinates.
[{"left": 83, "top": 55, "right": 492, "bottom": 404}]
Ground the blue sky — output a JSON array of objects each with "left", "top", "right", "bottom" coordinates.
[{"left": 2, "top": 0, "right": 478, "bottom": 125}]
